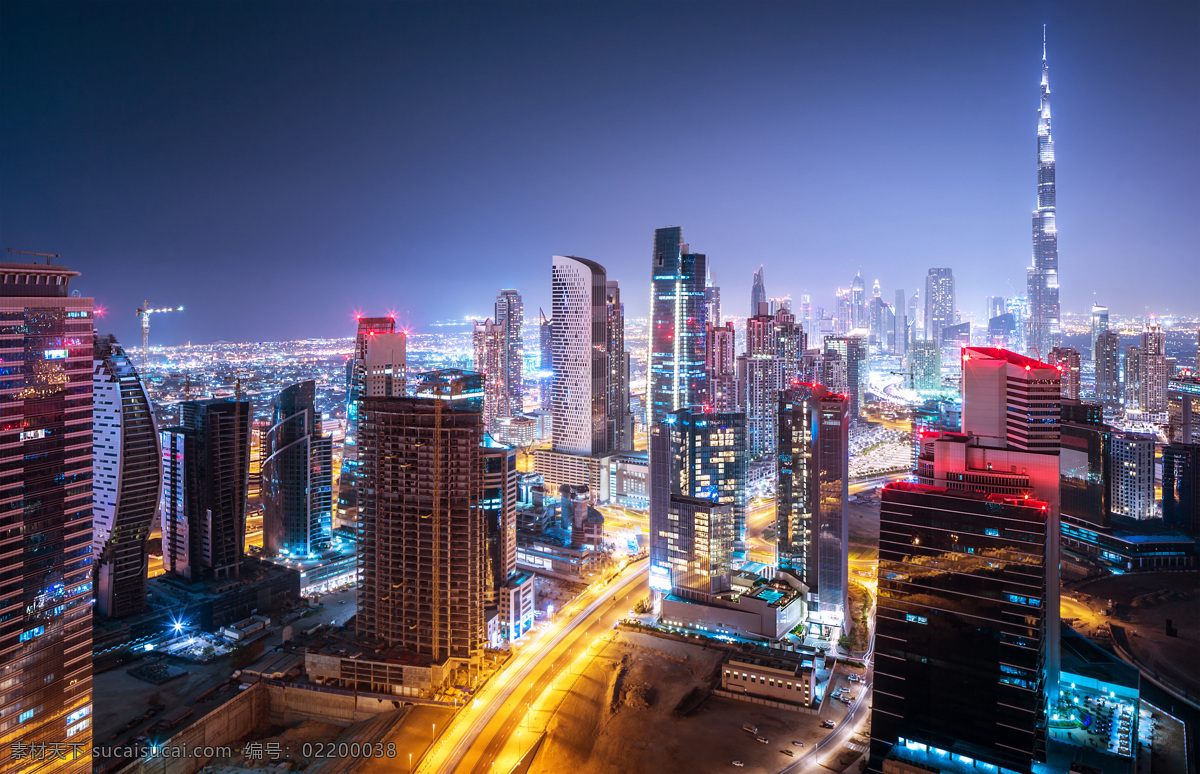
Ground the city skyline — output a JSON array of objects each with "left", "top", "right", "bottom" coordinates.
[{"left": 3, "top": 2, "right": 1198, "bottom": 347}]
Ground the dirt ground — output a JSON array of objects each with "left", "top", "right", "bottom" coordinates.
[
  {"left": 1072, "top": 572, "right": 1200, "bottom": 696},
  {"left": 529, "top": 631, "right": 838, "bottom": 774}
]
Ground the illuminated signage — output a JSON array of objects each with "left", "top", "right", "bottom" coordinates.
[
  {"left": 43, "top": 349, "right": 68, "bottom": 360},
  {"left": 649, "top": 564, "right": 672, "bottom": 593},
  {"left": 20, "top": 429, "right": 46, "bottom": 442}
]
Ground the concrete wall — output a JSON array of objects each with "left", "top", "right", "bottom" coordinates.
[
  {"left": 265, "top": 682, "right": 404, "bottom": 726},
  {"left": 118, "top": 681, "right": 269, "bottom": 774}
]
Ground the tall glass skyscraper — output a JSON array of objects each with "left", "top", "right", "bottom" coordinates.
[
  {"left": 648, "top": 226, "right": 707, "bottom": 428},
  {"left": 923, "top": 268, "right": 955, "bottom": 348},
  {"left": 0, "top": 261, "right": 94, "bottom": 767},
  {"left": 495, "top": 289, "right": 524, "bottom": 417},
  {"left": 1027, "top": 28, "right": 1061, "bottom": 357},
  {"left": 551, "top": 255, "right": 608, "bottom": 456},
  {"left": 338, "top": 315, "right": 398, "bottom": 528},
  {"left": 93, "top": 334, "right": 161, "bottom": 618},
  {"left": 263, "top": 381, "right": 333, "bottom": 557},
  {"left": 750, "top": 265, "right": 767, "bottom": 317}
]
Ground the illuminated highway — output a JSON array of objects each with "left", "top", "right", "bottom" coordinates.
[{"left": 416, "top": 558, "right": 649, "bottom": 774}]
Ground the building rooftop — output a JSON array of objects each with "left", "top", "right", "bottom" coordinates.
[
  {"left": 962, "top": 346, "right": 1054, "bottom": 370},
  {"left": 884, "top": 480, "right": 1047, "bottom": 510}
]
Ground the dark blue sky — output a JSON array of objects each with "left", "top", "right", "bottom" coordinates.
[{"left": 2, "top": 1, "right": 1196, "bottom": 346}]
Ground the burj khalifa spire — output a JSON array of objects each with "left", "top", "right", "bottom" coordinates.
[{"left": 1027, "top": 25, "right": 1060, "bottom": 357}]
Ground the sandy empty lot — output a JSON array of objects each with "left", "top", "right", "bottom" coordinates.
[{"left": 529, "top": 631, "right": 841, "bottom": 774}]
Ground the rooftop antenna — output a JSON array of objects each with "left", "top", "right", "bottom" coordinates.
[{"left": 1043, "top": 24, "right": 1047, "bottom": 62}]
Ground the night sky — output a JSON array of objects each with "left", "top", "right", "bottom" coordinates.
[{"left": 2, "top": 1, "right": 1196, "bottom": 347}]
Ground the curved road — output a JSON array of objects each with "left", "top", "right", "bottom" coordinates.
[{"left": 417, "top": 558, "right": 648, "bottom": 774}]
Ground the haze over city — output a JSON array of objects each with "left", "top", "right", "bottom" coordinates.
[{"left": 3, "top": 1, "right": 1198, "bottom": 346}]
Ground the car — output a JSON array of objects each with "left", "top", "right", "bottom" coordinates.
[
  {"left": 339, "top": 599, "right": 347, "bottom": 604},
  {"left": 732, "top": 762, "right": 744, "bottom": 768},
  {"left": 792, "top": 741, "right": 805, "bottom": 747},
  {"left": 780, "top": 749, "right": 794, "bottom": 757},
  {"left": 756, "top": 736, "right": 769, "bottom": 744},
  {"left": 821, "top": 720, "right": 835, "bottom": 729}
]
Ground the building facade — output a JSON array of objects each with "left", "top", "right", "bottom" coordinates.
[
  {"left": 605, "top": 280, "right": 631, "bottom": 451},
  {"left": 1026, "top": 35, "right": 1061, "bottom": 358},
  {"left": 706, "top": 321, "right": 737, "bottom": 412},
  {"left": 495, "top": 289, "right": 524, "bottom": 417},
  {"left": 1094, "top": 330, "right": 1121, "bottom": 408},
  {"left": 0, "top": 262, "right": 95, "bottom": 766},
  {"left": 338, "top": 315, "right": 398, "bottom": 528},
  {"left": 262, "top": 381, "right": 333, "bottom": 557},
  {"left": 1049, "top": 346, "right": 1080, "bottom": 400},
  {"left": 1110, "top": 433, "right": 1156, "bottom": 521},
  {"left": 356, "top": 396, "right": 484, "bottom": 665},
  {"left": 160, "top": 399, "right": 252, "bottom": 580},
  {"left": 551, "top": 255, "right": 608, "bottom": 457},
  {"left": 923, "top": 268, "right": 955, "bottom": 348},
  {"left": 93, "top": 334, "right": 161, "bottom": 619},
  {"left": 648, "top": 226, "right": 707, "bottom": 427}
]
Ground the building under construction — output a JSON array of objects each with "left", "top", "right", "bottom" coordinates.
[{"left": 356, "top": 395, "right": 486, "bottom": 675}]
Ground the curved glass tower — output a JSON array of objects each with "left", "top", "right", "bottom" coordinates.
[{"left": 1027, "top": 26, "right": 1061, "bottom": 357}]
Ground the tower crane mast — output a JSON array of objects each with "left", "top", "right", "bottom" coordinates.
[{"left": 135, "top": 300, "right": 184, "bottom": 368}]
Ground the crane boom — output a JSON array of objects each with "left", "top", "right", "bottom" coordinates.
[{"left": 135, "top": 300, "right": 184, "bottom": 368}]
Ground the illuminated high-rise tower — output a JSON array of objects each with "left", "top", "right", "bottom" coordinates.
[
  {"left": 495, "top": 289, "right": 524, "bottom": 416},
  {"left": 0, "top": 261, "right": 94, "bottom": 767},
  {"left": 338, "top": 315, "right": 400, "bottom": 528},
  {"left": 1027, "top": 27, "right": 1061, "bottom": 357},
  {"left": 750, "top": 265, "right": 766, "bottom": 317},
  {"left": 93, "top": 334, "right": 161, "bottom": 618},
  {"left": 649, "top": 227, "right": 707, "bottom": 427},
  {"left": 552, "top": 255, "right": 608, "bottom": 456},
  {"left": 263, "top": 381, "right": 333, "bottom": 557}
]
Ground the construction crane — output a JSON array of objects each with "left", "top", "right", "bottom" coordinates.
[
  {"left": 135, "top": 301, "right": 184, "bottom": 368},
  {"left": 6, "top": 248, "right": 60, "bottom": 264}
]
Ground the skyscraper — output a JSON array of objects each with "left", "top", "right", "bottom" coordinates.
[
  {"left": 1090, "top": 304, "right": 1109, "bottom": 359},
  {"left": 1027, "top": 29, "right": 1062, "bottom": 357},
  {"left": 705, "top": 321, "right": 737, "bottom": 412},
  {"left": 605, "top": 280, "right": 631, "bottom": 450},
  {"left": 850, "top": 272, "right": 866, "bottom": 330},
  {"left": 93, "top": 334, "right": 161, "bottom": 618},
  {"left": 909, "top": 341, "right": 941, "bottom": 393},
  {"left": 551, "top": 255, "right": 608, "bottom": 456},
  {"left": 870, "top": 483, "right": 1050, "bottom": 774},
  {"left": 338, "top": 315, "right": 398, "bottom": 528},
  {"left": 1163, "top": 443, "right": 1199, "bottom": 536},
  {"left": 893, "top": 289, "right": 907, "bottom": 357},
  {"left": 538, "top": 308, "right": 553, "bottom": 411},
  {"left": 161, "top": 399, "right": 252, "bottom": 580},
  {"left": 1049, "top": 345, "right": 1080, "bottom": 400},
  {"left": 738, "top": 353, "right": 782, "bottom": 460},
  {"left": 750, "top": 265, "right": 766, "bottom": 317},
  {"left": 481, "top": 439, "right": 518, "bottom": 608},
  {"left": 1110, "top": 433, "right": 1156, "bottom": 520},
  {"left": 473, "top": 317, "right": 505, "bottom": 429},
  {"left": 773, "top": 307, "right": 805, "bottom": 381},
  {"left": 824, "top": 335, "right": 866, "bottom": 422},
  {"left": 0, "top": 261, "right": 94, "bottom": 765},
  {"left": 356, "top": 394, "right": 484, "bottom": 664},
  {"left": 653, "top": 408, "right": 748, "bottom": 552},
  {"left": 495, "top": 289, "right": 524, "bottom": 416},
  {"left": 923, "top": 268, "right": 955, "bottom": 347},
  {"left": 705, "top": 278, "right": 721, "bottom": 327},
  {"left": 777, "top": 384, "right": 849, "bottom": 629},
  {"left": 1139, "top": 321, "right": 1167, "bottom": 412},
  {"left": 648, "top": 227, "right": 707, "bottom": 427},
  {"left": 1094, "top": 330, "right": 1121, "bottom": 407},
  {"left": 262, "top": 380, "right": 333, "bottom": 557},
  {"left": 1124, "top": 345, "right": 1142, "bottom": 410}
]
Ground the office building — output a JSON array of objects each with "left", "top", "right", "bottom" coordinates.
[
  {"left": 93, "top": 334, "right": 161, "bottom": 619},
  {"left": 750, "top": 265, "right": 767, "bottom": 317},
  {"left": 824, "top": 335, "right": 866, "bottom": 421},
  {"left": 1027, "top": 34, "right": 1061, "bottom": 358},
  {"left": 1059, "top": 399, "right": 1111, "bottom": 532},
  {"left": 1139, "top": 321, "right": 1167, "bottom": 412},
  {"left": 551, "top": 255, "right": 608, "bottom": 457},
  {"left": 1049, "top": 346, "right": 1080, "bottom": 400},
  {"left": 961, "top": 346, "right": 1060, "bottom": 453},
  {"left": 1163, "top": 443, "right": 1199, "bottom": 536},
  {"left": 606, "top": 280, "right": 631, "bottom": 450},
  {"left": 495, "top": 289, "right": 524, "bottom": 417},
  {"left": 363, "top": 329, "right": 406, "bottom": 398},
  {"left": 1124, "top": 345, "right": 1142, "bottom": 410},
  {"left": 648, "top": 227, "right": 707, "bottom": 427},
  {"left": 987, "top": 312, "right": 1017, "bottom": 348},
  {"left": 909, "top": 340, "right": 941, "bottom": 393},
  {"left": 481, "top": 439, "right": 518, "bottom": 608},
  {"left": 262, "top": 381, "right": 333, "bottom": 557},
  {"left": 850, "top": 272, "right": 867, "bottom": 330},
  {"left": 1091, "top": 304, "right": 1109, "bottom": 359},
  {"left": 0, "top": 261, "right": 94, "bottom": 765},
  {"left": 649, "top": 487, "right": 733, "bottom": 602},
  {"left": 706, "top": 277, "right": 721, "bottom": 327},
  {"left": 777, "top": 385, "right": 849, "bottom": 629},
  {"left": 356, "top": 394, "right": 484, "bottom": 665},
  {"left": 338, "top": 315, "right": 398, "bottom": 528},
  {"left": 538, "top": 308, "right": 553, "bottom": 411},
  {"left": 893, "top": 289, "right": 907, "bottom": 357},
  {"left": 706, "top": 321, "right": 738, "bottom": 412},
  {"left": 871, "top": 483, "right": 1050, "bottom": 774},
  {"left": 1168, "top": 377, "right": 1200, "bottom": 444},
  {"left": 773, "top": 308, "right": 805, "bottom": 381},
  {"left": 987, "top": 295, "right": 1007, "bottom": 321},
  {"left": 738, "top": 354, "right": 783, "bottom": 460},
  {"left": 1094, "top": 330, "right": 1121, "bottom": 408},
  {"left": 654, "top": 408, "right": 747, "bottom": 549},
  {"left": 1110, "top": 433, "right": 1155, "bottom": 521},
  {"left": 161, "top": 399, "right": 252, "bottom": 580},
  {"left": 923, "top": 268, "right": 955, "bottom": 348},
  {"left": 473, "top": 317, "right": 505, "bottom": 429}
]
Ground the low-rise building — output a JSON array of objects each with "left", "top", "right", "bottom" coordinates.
[
  {"left": 600, "top": 451, "right": 649, "bottom": 510},
  {"left": 305, "top": 643, "right": 443, "bottom": 698},
  {"left": 660, "top": 578, "right": 806, "bottom": 642},
  {"left": 721, "top": 651, "right": 815, "bottom": 707},
  {"left": 534, "top": 448, "right": 602, "bottom": 493},
  {"left": 499, "top": 572, "right": 536, "bottom": 641}
]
